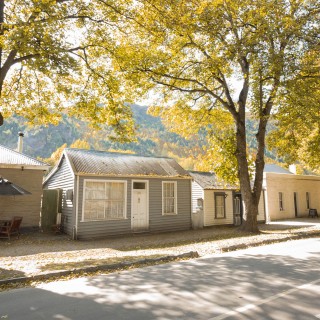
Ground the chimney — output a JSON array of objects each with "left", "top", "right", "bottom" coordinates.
[
  {"left": 17, "top": 132, "right": 24, "bottom": 153},
  {"left": 289, "top": 164, "right": 297, "bottom": 174}
]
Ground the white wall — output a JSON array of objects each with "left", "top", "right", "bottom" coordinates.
[{"left": 191, "top": 181, "right": 204, "bottom": 213}]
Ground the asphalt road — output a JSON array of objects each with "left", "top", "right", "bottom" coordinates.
[{"left": 1, "top": 238, "right": 320, "bottom": 320}]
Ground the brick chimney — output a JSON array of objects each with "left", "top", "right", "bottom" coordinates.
[{"left": 17, "top": 132, "right": 24, "bottom": 153}]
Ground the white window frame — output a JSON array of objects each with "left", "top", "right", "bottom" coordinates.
[
  {"left": 215, "top": 192, "right": 226, "bottom": 219},
  {"left": 82, "top": 179, "right": 127, "bottom": 222},
  {"left": 279, "top": 192, "right": 284, "bottom": 211},
  {"left": 162, "top": 181, "right": 178, "bottom": 215}
]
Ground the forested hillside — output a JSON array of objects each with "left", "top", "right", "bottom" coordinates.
[
  {"left": 0, "top": 104, "right": 279, "bottom": 169},
  {"left": 0, "top": 105, "right": 205, "bottom": 168}
]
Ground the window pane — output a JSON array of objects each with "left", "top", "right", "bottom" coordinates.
[
  {"left": 85, "top": 181, "right": 105, "bottom": 200},
  {"left": 169, "top": 183, "right": 174, "bottom": 197},
  {"left": 164, "top": 184, "right": 168, "bottom": 197},
  {"left": 163, "top": 182, "right": 176, "bottom": 215},
  {"left": 84, "top": 181, "right": 126, "bottom": 221},
  {"left": 215, "top": 194, "right": 225, "bottom": 218},
  {"left": 110, "top": 182, "right": 123, "bottom": 200},
  {"left": 133, "top": 182, "right": 146, "bottom": 189},
  {"left": 84, "top": 200, "right": 105, "bottom": 220}
]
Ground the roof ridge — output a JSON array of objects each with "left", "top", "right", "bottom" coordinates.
[
  {"left": 64, "top": 148, "right": 174, "bottom": 160},
  {"left": 188, "top": 170, "right": 215, "bottom": 174}
]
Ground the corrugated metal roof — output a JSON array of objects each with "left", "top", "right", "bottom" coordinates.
[
  {"left": 189, "top": 171, "right": 237, "bottom": 190},
  {"left": 0, "top": 144, "right": 49, "bottom": 167},
  {"left": 264, "top": 164, "right": 293, "bottom": 174},
  {"left": 64, "top": 148, "right": 191, "bottom": 178}
]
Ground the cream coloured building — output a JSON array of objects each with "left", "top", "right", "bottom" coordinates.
[
  {"left": 263, "top": 165, "right": 320, "bottom": 221},
  {"left": 0, "top": 144, "right": 50, "bottom": 228}
]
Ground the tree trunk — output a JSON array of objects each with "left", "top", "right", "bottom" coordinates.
[
  {"left": 240, "top": 184, "right": 259, "bottom": 233},
  {"left": 0, "top": 0, "right": 4, "bottom": 72},
  {"left": 235, "top": 114, "right": 260, "bottom": 233}
]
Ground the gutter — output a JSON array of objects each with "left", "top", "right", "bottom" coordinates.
[
  {"left": 0, "top": 164, "right": 50, "bottom": 171},
  {"left": 73, "top": 172, "right": 192, "bottom": 179}
]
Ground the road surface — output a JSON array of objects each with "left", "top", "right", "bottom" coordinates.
[{"left": 1, "top": 238, "right": 320, "bottom": 319}]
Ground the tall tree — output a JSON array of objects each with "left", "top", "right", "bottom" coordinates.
[
  {"left": 115, "top": 0, "right": 319, "bottom": 232},
  {"left": 0, "top": 0, "right": 135, "bottom": 141}
]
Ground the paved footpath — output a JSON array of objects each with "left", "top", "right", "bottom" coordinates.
[{"left": 1, "top": 238, "right": 320, "bottom": 320}]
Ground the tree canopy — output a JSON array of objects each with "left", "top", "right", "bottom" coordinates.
[
  {"left": 0, "top": 0, "right": 135, "bottom": 141},
  {"left": 114, "top": 0, "right": 320, "bottom": 232},
  {"left": 267, "top": 51, "right": 320, "bottom": 172},
  {"left": 0, "top": 0, "right": 319, "bottom": 232}
]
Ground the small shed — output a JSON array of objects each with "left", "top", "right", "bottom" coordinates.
[
  {"left": 43, "top": 148, "right": 192, "bottom": 239},
  {"left": 0, "top": 144, "right": 50, "bottom": 228},
  {"left": 189, "top": 171, "right": 265, "bottom": 227}
]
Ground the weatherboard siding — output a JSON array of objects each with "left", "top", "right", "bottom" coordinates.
[
  {"left": 148, "top": 178, "right": 192, "bottom": 233},
  {"left": 203, "top": 189, "right": 234, "bottom": 226},
  {"left": 191, "top": 181, "right": 204, "bottom": 213},
  {"left": 0, "top": 168, "right": 44, "bottom": 227},
  {"left": 75, "top": 176, "right": 192, "bottom": 239},
  {"left": 44, "top": 156, "right": 75, "bottom": 235}
]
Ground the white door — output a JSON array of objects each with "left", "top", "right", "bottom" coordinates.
[{"left": 132, "top": 181, "right": 149, "bottom": 231}]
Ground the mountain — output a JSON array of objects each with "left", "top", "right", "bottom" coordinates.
[
  {"left": 0, "top": 104, "right": 281, "bottom": 169},
  {"left": 0, "top": 105, "right": 202, "bottom": 166}
]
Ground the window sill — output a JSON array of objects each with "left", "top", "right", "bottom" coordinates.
[
  {"left": 162, "top": 213, "right": 178, "bottom": 216},
  {"left": 81, "top": 218, "right": 128, "bottom": 222}
]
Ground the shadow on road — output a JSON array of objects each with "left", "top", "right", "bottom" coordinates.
[{"left": 1, "top": 238, "right": 319, "bottom": 320}]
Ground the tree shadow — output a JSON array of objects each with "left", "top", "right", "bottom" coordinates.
[
  {"left": 0, "top": 225, "right": 255, "bottom": 257},
  {"left": 1, "top": 239, "right": 319, "bottom": 319},
  {"left": 0, "top": 219, "right": 319, "bottom": 258},
  {"left": 0, "top": 267, "right": 25, "bottom": 282}
]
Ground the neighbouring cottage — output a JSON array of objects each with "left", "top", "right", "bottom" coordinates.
[
  {"left": 0, "top": 144, "right": 50, "bottom": 228},
  {"left": 263, "top": 164, "right": 320, "bottom": 221},
  {"left": 189, "top": 171, "right": 266, "bottom": 227},
  {"left": 43, "top": 148, "right": 192, "bottom": 239}
]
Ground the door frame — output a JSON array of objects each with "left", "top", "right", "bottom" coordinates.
[
  {"left": 131, "top": 179, "right": 149, "bottom": 231},
  {"left": 294, "top": 192, "right": 298, "bottom": 217},
  {"left": 233, "top": 192, "right": 243, "bottom": 225}
]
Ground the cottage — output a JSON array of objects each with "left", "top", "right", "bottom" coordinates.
[
  {"left": 189, "top": 171, "right": 265, "bottom": 227},
  {"left": 43, "top": 148, "right": 192, "bottom": 239},
  {"left": 0, "top": 144, "right": 50, "bottom": 228},
  {"left": 263, "top": 164, "right": 320, "bottom": 221}
]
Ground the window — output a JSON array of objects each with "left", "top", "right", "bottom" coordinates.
[
  {"left": 215, "top": 192, "right": 226, "bottom": 218},
  {"left": 133, "top": 182, "right": 146, "bottom": 190},
  {"left": 306, "top": 192, "right": 310, "bottom": 209},
  {"left": 162, "top": 181, "right": 177, "bottom": 215},
  {"left": 83, "top": 180, "right": 126, "bottom": 221},
  {"left": 279, "top": 192, "right": 284, "bottom": 211}
]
